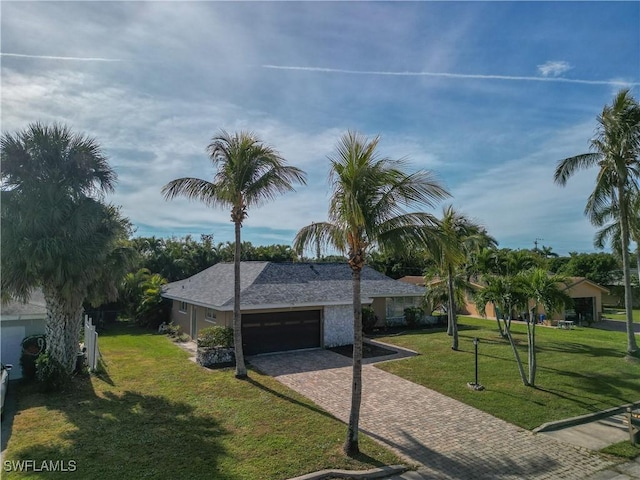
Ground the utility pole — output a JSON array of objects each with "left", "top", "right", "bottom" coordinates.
[{"left": 534, "top": 238, "right": 544, "bottom": 252}]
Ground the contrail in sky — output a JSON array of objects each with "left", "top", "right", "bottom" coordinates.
[
  {"left": 261, "top": 64, "right": 638, "bottom": 87},
  {"left": 1, "top": 52, "right": 123, "bottom": 62}
]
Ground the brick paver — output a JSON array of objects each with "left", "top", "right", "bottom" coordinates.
[{"left": 250, "top": 349, "right": 616, "bottom": 480}]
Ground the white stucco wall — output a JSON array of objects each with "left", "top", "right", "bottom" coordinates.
[{"left": 323, "top": 305, "right": 354, "bottom": 347}]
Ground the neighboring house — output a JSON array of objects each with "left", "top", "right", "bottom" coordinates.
[
  {"left": 161, "top": 262, "right": 425, "bottom": 355},
  {"left": 558, "top": 277, "right": 609, "bottom": 324},
  {"left": 1, "top": 289, "right": 47, "bottom": 379},
  {"left": 401, "top": 275, "right": 608, "bottom": 325}
]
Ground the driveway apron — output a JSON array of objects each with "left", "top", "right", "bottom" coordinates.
[{"left": 250, "top": 349, "right": 615, "bottom": 480}]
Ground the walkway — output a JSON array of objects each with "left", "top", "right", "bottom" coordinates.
[{"left": 250, "top": 349, "right": 617, "bottom": 480}]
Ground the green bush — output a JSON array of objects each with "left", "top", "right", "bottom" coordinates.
[
  {"left": 175, "top": 333, "right": 191, "bottom": 343},
  {"left": 163, "top": 322, "right": 181, "bottom": 338},
  {"left": 197, "top": 326, "right": 234, "bottom": 349},
  {"left": 404, "top": 306, "right": 424, "bottom": 328},
  {"left": 35, "top": 352, "right": 69, "bottom": 392},
  {"left": 362, "top": 307, "right": 378, "bottom": 333},
  {"left": 20, "top": 334, "right": 47, "bottom": 381}
]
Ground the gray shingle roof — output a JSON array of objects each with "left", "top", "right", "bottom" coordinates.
[
  {"left": 162, "top": 262, "right": 425, "bottom": 310},
  {"left": 1, "top": 288, "right": 47, "bottom": 317}
]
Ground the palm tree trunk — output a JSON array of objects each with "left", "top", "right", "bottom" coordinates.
[
  {"left": 344, "top": 265, "right": 363, "bottom": 456},
  {"left": 527, "top": 306, "right": 537, "bottom": 386},
  {"left": 447, "top": 266, "right": 459, "bottom": 350},
  {"left": 233, "top": 220, "right": 248, "bottom": 378},
  {"left": 618, "top": 185, "right": 639, "bottom": 355},
  {"left": 503, "top": 319, "right": 528, "bottom": 386},
  {"left": 42, "top": 287, "right": 84, "bottom": 374},
  {"left": 493, "top": 303, "right": 505, "bottom": 337}
]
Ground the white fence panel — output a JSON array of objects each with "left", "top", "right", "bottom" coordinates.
[{"left": 84, "top": 315, "right": 100, "bottom": 372}]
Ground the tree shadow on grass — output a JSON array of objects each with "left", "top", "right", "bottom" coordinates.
[
  {"left": 538, "top": 369, "right": 639, "bottom": 405},
  {"left": 6, "top": 379, "right": 234, "bottom": 480},
  {"left": 245, "top": 375, "right": 338, "bottom": 422},
  {"left": 540, "top": 341, "right": 624, "bottom": 359}
]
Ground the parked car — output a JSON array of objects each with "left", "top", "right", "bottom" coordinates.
[{"left": 1, "top": 363, "right": 13, "bottom": 419}]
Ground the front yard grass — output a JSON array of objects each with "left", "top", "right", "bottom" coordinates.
[
  {"left": 3, "top": 322, "right": 398, "bottom": 480},
  {"left": 375, "top": 316, "right": 640, "bottom": 431},
  {"left": 603, "top": 308, "right": 640, "bottom": 322}
]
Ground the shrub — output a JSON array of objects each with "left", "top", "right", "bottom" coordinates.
[
  {"left": 362, "top": 307, "right": 378, "bottom": 334},
  {"left": 197, "top": 326, "right": 234, "bottom": 349},
  {"left": 176, "top": 333, "right": 191, "bottom": 343},
  {"left": 404, "top": 306, "right": 424, "bottom": 328},
  {"left": 20, "top": 334, "right": 46, "bottom": 381},
  {"left": 35, "top": 352, "right": 69, "bottom": 392},
  {"left": 163, "top": 322, "right": 181, "bottom": 338}
]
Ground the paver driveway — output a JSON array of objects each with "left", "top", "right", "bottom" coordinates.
[{"left": 250, "top": 349, "right": 615, "bottom": 480}]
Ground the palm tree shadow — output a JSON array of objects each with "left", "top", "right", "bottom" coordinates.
[
  {"left": 245, "top": 374, "right": 338, "bottom": 422},
  {"left": 9, "top": 380, "right": 235, "bottom": 479}
]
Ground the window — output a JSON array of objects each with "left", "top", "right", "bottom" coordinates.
[
  {"left": 179, "top": 301, "right": 187, "bottom": 313},
  {"left": 386, "top": 296, "right": 421, "bottom": 319},
  {"left": 205, "top": 308, "right": 216, "bottom": 323}
]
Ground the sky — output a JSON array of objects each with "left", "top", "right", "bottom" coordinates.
[{"left": 2, "top": 1, "right": 639, "bottom": 256}]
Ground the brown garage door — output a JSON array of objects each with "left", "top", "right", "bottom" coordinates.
[{"left": 242, "top": 310, "right": 321, "bottom": 355}]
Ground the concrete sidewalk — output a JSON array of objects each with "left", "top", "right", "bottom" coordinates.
[{"left": 251, "top": 349, "right": 619, "bottom": 480}]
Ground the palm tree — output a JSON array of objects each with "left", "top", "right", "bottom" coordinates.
[
  {"left": 162, "top": 130, "right": 306, "bottom": 378},
  {"left": 593, "top": 191, "right": 640, "bottom": 292},
  {"left": 518, "top": 269, "right": 572, "bottom": 386},
  {"left": 474, "top": 274, "right": 529, "bottom": 385},
  {"left": 294, "top": 131, "right": 448, "bottom": 456},
  {"left": 1, "top": 123, "right": 127, "bottom": 375},
  {"left": 554, "top": 89, "right": 640, "bottom": 356},
  {"left": 427, "top": 206, "right": 491, "bottom": 350}
]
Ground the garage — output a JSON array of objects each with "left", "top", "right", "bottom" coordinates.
[{"left": 242, "top": 310, "right": 321, "bottom": 355}]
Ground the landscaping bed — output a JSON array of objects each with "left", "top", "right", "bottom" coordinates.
[{"left": 328, "top": 343, "right": 397, "bottom": 359}]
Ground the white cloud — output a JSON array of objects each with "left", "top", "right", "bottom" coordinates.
[{"left": 537, "top": 61, "right": 572, "bottom": 78}]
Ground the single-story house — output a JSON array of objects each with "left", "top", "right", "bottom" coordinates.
[
  {"left": 1, "top": 289, "right": 47, "bottom": 379},
  {"left": 161, "top": 262, "right": 425, "bottom": 355},
  {"left": 400, "top": 275, "right": 608, "bottom": 325}
]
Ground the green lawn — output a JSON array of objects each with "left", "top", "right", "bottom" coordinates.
[
  {"left": 374, "top": 317, "right": 640, "bottom": 431},
  {"left": 603, "top": 308, "right": 640, "bottom": 322},
  {"left": 3, "top": 322, "right": 398, "bottom": 480}
]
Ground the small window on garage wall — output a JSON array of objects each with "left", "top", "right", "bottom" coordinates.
[
  {"left": 205, "top": 308, "right": 216, "bottom": 323},
  {"left": 179, "top": 301, "right": 187, "bottom": 313}
]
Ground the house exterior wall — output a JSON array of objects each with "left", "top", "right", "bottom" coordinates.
[
  {"left": 566, "top": 282, "right": 604, "bottom": 320},
  {"left": 0, "top": 316, "right": 47, "bottom": 379},
  {"left": 323, "top": 305, "right": 353, "bottom": 347},
  {"left": 171, "top": 300, "right": 190, "bottom": 336},
  {"left": 371, "top": 298, "right": 386, "bottom": 326}
]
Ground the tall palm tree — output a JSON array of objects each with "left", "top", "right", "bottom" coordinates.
[
  {"left": 554, "top": 89, "right": 640, "bottom": 356},
  {"left": 593, "top": 191, "right": 640, "bottom": 291},
  {"left": 518, "top": 269, "right": 572, "bottom": 386},
  {"left": 1, "top": 123, "right": 127, "bottom": 375},
  {"left": 294, "top": 131, "right": 449, "bottom": 456},
  {"left": 162, "top": 130, "right": 306, "bottom": 378}
]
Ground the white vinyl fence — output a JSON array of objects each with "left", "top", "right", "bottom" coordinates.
[{"left": 84, "top": 315, "right": 100, "bottom": 372}]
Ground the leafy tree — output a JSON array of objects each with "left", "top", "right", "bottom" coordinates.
[
  {"left": 1, "top": 123, "right": 129, "bottom": 375},
  {"left": 557, "top": 252, "right": 621, "bottom": 286},
  {"left": 162, "top": 130, "right": 306, "bottom": 378},
  {"left": 518, "top": 269, "right": 572, "bottom": 386},
  {"left": 294, "top": 131, "right": 448, "bottom": 455},
  {"left": 554, "top": 89, "right": 640, "bottom": 355}
]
